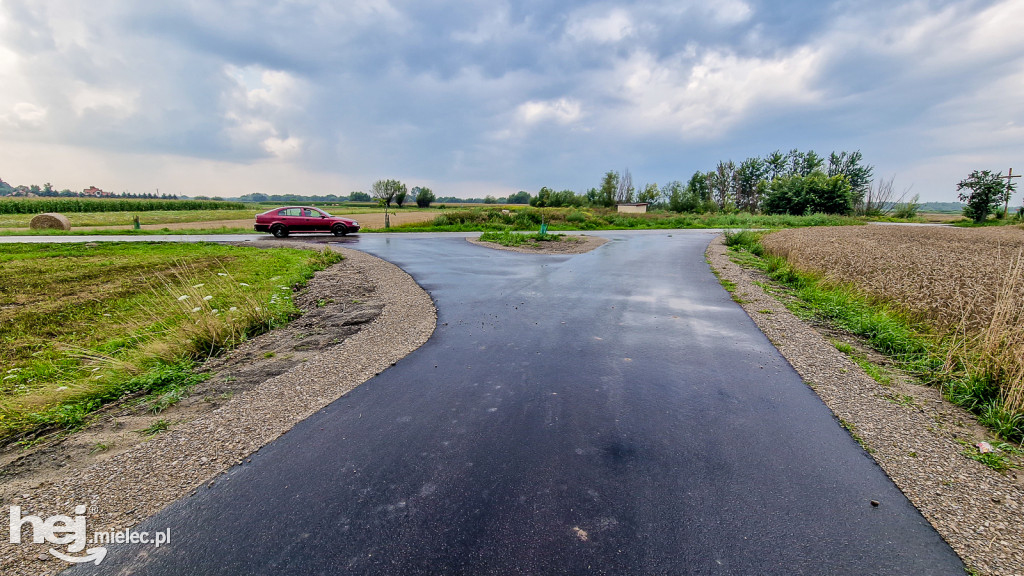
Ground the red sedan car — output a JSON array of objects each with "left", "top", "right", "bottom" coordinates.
[{"left": 254, "top": 206, "right": 360, "bottom": 237}]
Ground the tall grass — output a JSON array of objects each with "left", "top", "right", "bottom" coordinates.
[
  {"left": 0, "top": 198, "right": 245, "bottom": 214},
  {"left": 962, "top": 250, "right": 1024, "bottom": 414}
]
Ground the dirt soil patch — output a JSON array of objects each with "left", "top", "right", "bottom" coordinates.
[
  {"left": 708, "top": 235, "right": 1023, "bottom": 576},
  {"left": 468, "top": 234, "right": 607, "bottom": 254}
]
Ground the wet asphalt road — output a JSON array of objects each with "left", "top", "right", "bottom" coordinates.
[{"left": 71, "top": 231, "right": 964, "bottom": 575}]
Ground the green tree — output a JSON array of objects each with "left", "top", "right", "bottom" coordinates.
[
  {"left": 763, "top": 172, "right": 853, "bottom": 215},
  {"left": 507, "top": 191, "right": 531, "bottom": 204},
  {"left": 957, "top": 170, "right": 1009, "bottom": 223},
  {"left": 828, "top": 150, "right": 873, "bottom": 206},
  {"left": 663, "top": 181, "right": 689, "bottom": 212},
  {"left": 764, "top": 150, "right": 787, "bottom": 181},
  {"left": 686, "top": 171, "right": 714, "bottom": 212},
  {"left": 735, "top": 157, "right": 766, "bottom": 212},
  {"left": 371, "top": 179, "right": 406, "bottom": 228},
  {"left": 785, "top": 149, "right": 824, "bottom": 177},
  {"left": 371, "top": 179, "right": 405, "bottom": 207},
  {"left": 349, "top": 191, "right": 371, "bottom": 202},
  {"left": 413, "top": 187, "right": 435, "bottom": 208},
  {"left": 709, "top": 161, "right": 737, "bottom": 211},
  {"left": 637, "top": 182, "right": 660, "bottom": 205},
  {"left": 597, "top": 171, "right": 619, "bottom": 207},
  {"left": 395, "top": 187, "right": 408, "bottom": 207}
]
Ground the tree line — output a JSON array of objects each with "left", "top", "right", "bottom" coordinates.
[
  {"left": 0, "top": 179, "right": 179, "bottom": 200},
  {"left": 528, "top": 149, "right": 878, "bottom": 216}
]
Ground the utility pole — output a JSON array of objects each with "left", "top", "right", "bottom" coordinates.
[{"left": 1000, "top": 168, "right": 1021, "bottom": 217}]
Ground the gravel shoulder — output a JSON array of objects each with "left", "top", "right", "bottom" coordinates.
[
  {"left": 707, "top": 235, "right": 1023, "bottom": 576},
  {"left": 0, "top": 245, "right": 436, "bottom": 576},
  {"left": 467, "top": 234, "right": 608, "bottom": 254}
]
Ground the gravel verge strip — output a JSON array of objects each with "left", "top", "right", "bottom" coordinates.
[
  {"left": 0, "top": 246, "right": 436, "bottom": 576},
  {"left": 707, "top": 235, "right": 1023, "bottom": 576}
]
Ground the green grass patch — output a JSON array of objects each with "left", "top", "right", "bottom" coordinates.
[
  {"left": 478, "top": 230, "right": 565, "bottom": 247},
  {"left": 0, "top": 242, "right": 342, "bottom": 442},
  {"left": 832, "top": 340, "right": 893, "bottom": 386}
]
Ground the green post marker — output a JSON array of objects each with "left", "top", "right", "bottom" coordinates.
[{"left": 132, "top": 215, "right": 140, "bottom": 230}]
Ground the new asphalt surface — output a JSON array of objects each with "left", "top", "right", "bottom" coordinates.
[{"left": 69, "top": 231, "right": 964, "bottom": 575}]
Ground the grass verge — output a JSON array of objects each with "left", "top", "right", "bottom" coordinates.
[{"left": 0, "top": 242, "right": 342, "bottom": 443}]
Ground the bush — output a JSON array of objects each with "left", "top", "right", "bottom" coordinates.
[{"left": 763, "top": 173, "right": 854, "bottom": 215}]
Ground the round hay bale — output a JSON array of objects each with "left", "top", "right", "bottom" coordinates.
[{"left": 30, "top": 213, "right": 72, "bottom": 231}]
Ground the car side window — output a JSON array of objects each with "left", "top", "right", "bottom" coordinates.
[
  {"left": 303, "top": 208, "right": 319, "bottom": 217},
  {"left": 279, "top": 208, "right": 301, "bottom": 217}
]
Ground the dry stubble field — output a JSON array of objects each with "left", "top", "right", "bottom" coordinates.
[
  {"left": 762, "top": 225, "right": 1024, "bottom": 330},
  {"left": 762, "top": 224, "right": 1024, "bottom": 413}
]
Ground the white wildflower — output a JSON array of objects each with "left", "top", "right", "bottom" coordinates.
[
  {"left": 192, "top": 283, "right": 205, "bottom": 288},
  {"left": 229, "top": 307, "right": 238, "bottom": 312},
  {"left": 91, "top": 367, "right": 101, "bottom": 372},
  {"left": 56, "top": 386, "right": 68, "bottom": 391},
  {"left": 238, "top": 282, "right": 250, "bottom": 287},
  {"left": 218, "top": 273, "right": 228, "bottom": 277},
  {"left": 203, "top": 295, "right": 213, "bottom": 301},
  {"left": 178, "top": 295, "right": 190, "bottom": 301},
  {"left": 192, "top": 307, "right": 202, "bottom": 312}
]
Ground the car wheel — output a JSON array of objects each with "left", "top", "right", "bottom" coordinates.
[
  {"left": 332, "top": 225, "right": 348, "bottom": 236},
  {"left": 271, "top": 225, "right": 289, "bottom": 238}
]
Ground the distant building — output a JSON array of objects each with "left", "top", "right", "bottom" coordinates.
[
  {"left": 616, "top": 203, "right": 649, "bottom": 213},
  {"left": 83, "top": 186, "right": 113, "bottom": 197}
]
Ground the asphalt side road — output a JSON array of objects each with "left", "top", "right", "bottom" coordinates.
[{"left": 68, "top": 231, "right": 964, "bottom": 575}]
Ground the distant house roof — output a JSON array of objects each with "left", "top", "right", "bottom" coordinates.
[{"left": 617, "top": 202, "right": 649, "bottom": 206}]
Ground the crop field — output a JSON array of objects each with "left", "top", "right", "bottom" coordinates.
[
  {"left": 762, "top": 226, "right": 1024, "bottom": 330},
  {"left": 0, "top": 242, "right": 341, "bottom": 442},
  {"left": 0, "top": 203, "right": 439, "bottom": 233},
  {"left": 761, "top": 224, "right": 1024, "bottom": 417}
]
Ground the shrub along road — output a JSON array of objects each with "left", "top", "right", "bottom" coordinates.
[{"left": 77, "top": 231, "right": 964, "bottom": 575}]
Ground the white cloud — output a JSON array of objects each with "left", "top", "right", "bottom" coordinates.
[
  {"left": 3, "top": 102, "right": 48, "bottom": 128},
  {"left": 566, "top": 9, "right": 634, "bottom": 43},
  {"left": 517, "top": 98, "right": 583, "bottom": 125},
  {"left": 71, "top": 86, "right": 139, "bottom": 118},
  {"left": 706, "top": 0, "right": 752, "bottom": 25},
  {"left": 601, "top": 46, "right": 823, "bottom": 136},
  {"left": 223, "top": 65, "right": 307, "bottom": 158}
]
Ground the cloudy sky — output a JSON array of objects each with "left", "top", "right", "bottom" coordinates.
[{"left": 0, "top": 0, "right": 1021, "bottom": 201}]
